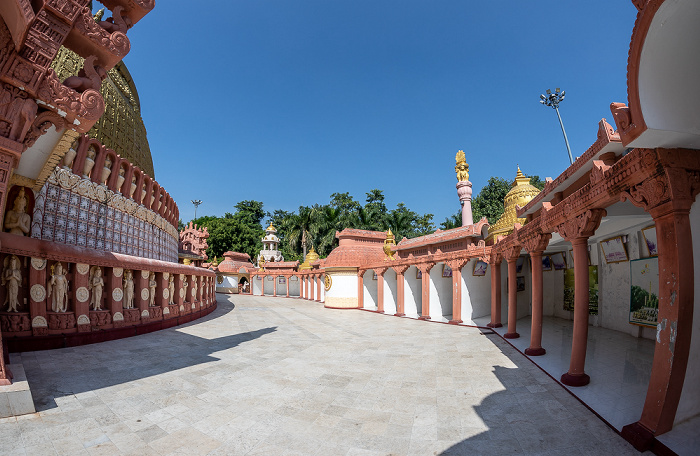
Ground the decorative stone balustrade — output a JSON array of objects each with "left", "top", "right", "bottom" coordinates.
[{"left": 0, "top": 231, "right": 215, "bottom": 351}]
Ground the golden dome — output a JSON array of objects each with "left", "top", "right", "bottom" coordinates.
[
  {"left": 298, "top": 247, "right": 320, "bottom": 270},
  {"left": 486, "top": 167, "right": 541, "bottom": 243},
  {"left": 51, "top": 47, "right": 154, "bottom": 177}
]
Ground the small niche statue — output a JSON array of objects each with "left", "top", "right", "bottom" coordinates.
[
  {"left": 182, "top": 277, "right": 189, "bottom": 302},
  {"left": 2, "top": 255, "right": 22, "bottom": 312},
  {"left": 48, "top": 263, "right": 68, "bottom": 312},
  {"left": 192, "top": 278, "right": 198, "bottom": 302},
  {"left": 168, "top": 275, "right": 175, "bottom": 305},
  {"left": 123, "top": 269, "right": 134, "bottom": 309},
  {"left": 4, "top": 187, "right": 31, "bottom": 236},
  {"left": 89, "top": 266, "right": 104, "bottom": 311},
  {"left": 455, "top": 150, "right": 469, "bottom": 182},
  {"left": 148, "top": 272, "right": 157, "bottom": 306}
]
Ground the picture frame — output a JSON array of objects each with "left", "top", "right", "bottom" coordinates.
[
  {"left": 442, "top": 264, "right": 453, "bottom": 278},
  {"left": 416, "top": 269, "right": 423, "bottom": 279},
  {"left": 278, "top": 277, "right": 286, "bottom": 284},
  {"left": 542, "top": 255, "right": 552, "bottom": 271},
  {"left": 551, "top": 252, "right": 566, "bottom": 270},
  {"left": 473, "top": 260, "right": 488, "bottom": 276},
  {"left": 372, "top": 271, "right": 377, "bottom": 280},
  {"left": 600, "top": 236, "right": 629, "bottom": 263},
  {"left": 641, "top": 226, "right": 658, "bottom": 257},
  {"left": 290, "top": 276, "right": 298, "bottom": 282},
  {"left": 515, "top": 256, "right": 525, "bottom": 273},
  {"left": 629, "top": 257, "right": 659, "bottom": 327},
  {"left": 516, "top": 276, "right": 525, "bottom": 292}
]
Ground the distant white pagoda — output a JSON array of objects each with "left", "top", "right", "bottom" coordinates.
[{"left": 257, "top": 223, "right": 284, "bottom": 266}]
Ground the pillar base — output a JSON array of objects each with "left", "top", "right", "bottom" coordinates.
[
  {"left": 620, "top": 422, "right": 655, "bottom": 452},
  {"left": 448, "top": 319, "right": 463, "bottom": 325},
  {"left": 524, "top": 347, "right": 546, "bottom": 356},
  {"left": 486, "top": 322, "right": 502, "bottom": 328},
  {"left": 418, "top": 316, "right": 431, "bottom": 321},
  {"left": 504, "top": 332, "right": 519, "bottom": 339},
  {"left": 561, "top": 372, "right": 590, "bottom": 387},
  {"left": 394, "top": 313, "right": 405, "bottom": 317}
]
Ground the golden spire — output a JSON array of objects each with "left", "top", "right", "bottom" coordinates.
[
  {"left": 487, "top": 166, "right": 541, "bottom": 242},
  {"left": 455, "top": 150, "right": 469, "bottom": 182}
]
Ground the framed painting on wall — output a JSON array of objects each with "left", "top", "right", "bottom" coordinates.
[
  {"left": 542, "top": 255, "right": 552, "bottom": 271},
  {"left": 416, "top": 269, "right": 422, "bottom": 279},
  {"left": 600, "top": 236, "right": 629, "bottom": 263},
  {"left": 563, "top": 266, "right": 599, "bottom": 314},
  {"left": 641, "top": 226, "right": 658, "bottom": 257},
  {"left": 516, "top": 276, "right": 525, "bottom": 292},
  {"left": 473, "top": 261, "right": 488, "bottom": 276},
  {"left": 629, "top": 257, "right": 659, "bottom": 328},
  {"left": 372, "top": 271, "right": 377, "bottom": 280},
  {"left": 515, "top": 256, "right": 525, "bottom": 273},
  {"left": 290, "top": 276, "right": 298, "bottom": 282},
  {"left": 551, "top": 252, "right": 566, "bottom": 270},
  {"left": 278, "top": 277, "right": 286, "bottom": 284},
  {"left": 442, "top": 264, "right": 453, "bottom": 278}
]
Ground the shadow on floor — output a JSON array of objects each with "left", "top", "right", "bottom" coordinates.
[{"left": 23, "top": 297, "right": 276, "bottom": 412}]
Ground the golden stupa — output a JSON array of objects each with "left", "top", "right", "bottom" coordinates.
[
  {"left": 486, "top": 167, "right": 541, "bottom": 243},
  {"left": 298, "top": 247, "right": 320, "bottom": 270},
  {"left": 51, "top": 46, "right": 155, "bottom": 177}
]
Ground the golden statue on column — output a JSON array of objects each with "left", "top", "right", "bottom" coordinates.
[{"left": 455, "top": 150, "right": 473, "bottom": 226}]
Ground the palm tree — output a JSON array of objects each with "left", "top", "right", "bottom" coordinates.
[
  {"left": 284, "top": 206, "right": 315, "bottom": 261},
  {"left": 314, "top": 205, "right": 340, "bottom": 256}
]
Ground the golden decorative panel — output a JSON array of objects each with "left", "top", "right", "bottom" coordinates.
[{"left": 51, "top": 47, "right": 154, "bottom": 177}]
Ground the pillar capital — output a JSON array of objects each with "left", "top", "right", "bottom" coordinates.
[
  {"left": 503, "top": 244, "right": 521, "bottom": 263},
  {"left": 392, "top": 264, "right": 410, "bottom": 275},
  {"left": 516, "top": 227, "right": 551, "bottom": 254},
  {"left": 555, "top": 208, "right": 606, "bottom": 242}
]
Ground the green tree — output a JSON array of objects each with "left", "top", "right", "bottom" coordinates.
[
  {"left": 284, "top": 206, "right": 316, "bottom": 261},
  {"left": 440, "top": 212, "right": 462, "bottom": 230},
  {"left": 472, "top": 177, "right": 511, "bottom": 224},
  {"left": 191, "top": 201, "right": 265, "bottom": 261}
]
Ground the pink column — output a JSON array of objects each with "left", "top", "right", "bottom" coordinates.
[
  {"left": 357, "top": 271, "right": 364, "bottom": 308},
  {"left": 394, "top": 266, "right": 408, "bottom": 317},
  {"left": 107, "top": 268, "right": 124, "bottom": 325},
  {"left": 376, "top": 271, "right": 384, "bottom": 313},
  {"left": 504, "top": 257, "right": 519, "bottom": 339},
  {"left": 418, "top": 264, "right": 432, "bottom": 320},
  {"left": 286, "top": 276, "right": 290, "bottom": 297},
  {"left": 316, "top": 275, "right": 322, "bottom": 302},
  {"left": 525, "top": 251, "right": 546, "bottom": 356},
  {"left": 487, "top": 259, "right": 502, "bottom": 328},
  {"left": 273, "top": 276, "right": 277, "bottom": 297},
  {"left": 561, "top": 237, "right": 591, "bottom": 386},
  {"left": 309, "top": 275, "right": 315, "bottom": 301},
  {"left": 449, "top": 261, "right": 463, "bottom": 324}
]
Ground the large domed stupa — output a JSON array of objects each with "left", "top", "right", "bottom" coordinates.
[
  {"left": 486, "top": 167, "right": 541, "bottom": 243},
  {"left": 51, "top": 46, "right": 154, "bottom": 177}
]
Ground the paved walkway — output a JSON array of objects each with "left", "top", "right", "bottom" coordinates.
[{"left": 0, "top": 294, "right": 645, "bottom": 455}]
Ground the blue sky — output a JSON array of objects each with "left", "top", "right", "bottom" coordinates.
[{"left": 116, "top": 1, "right": 638, "bottom": 224}]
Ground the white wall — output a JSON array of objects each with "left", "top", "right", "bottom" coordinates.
[
  {"left": 289, "top": 276, "right": 300, "bottom": 296},
  {"left": 320, "top": 275, "right": 325, "bottom": 302},
  {"left": 264, "top": 276, "right": 274, "bottom": 295},
  {"left": 383, "top": 268, "right": 397, "bottom": 314},
  {"left": 253, "top": 276, "right": 263, "bottom": 295},
  {"left": 277, "top": 277, "right": 287, "bottom": 296},
  {"left": 324, "top": 272, "right": 358, "bottom": 308},
  {"left": 363, "top": 270, "right": 378, "bottom": 310},
  {"left": 404, "top": 266, "right": 422, "bottom": 317},
  {"left": 429, "top": 263, "right": 452, "bottom": 320},
  {"left": 461, "top": 259, "right": 492, "bottom": 321},
  {"left": 676, "top": 199, "right": 700, "bottom": 423}
]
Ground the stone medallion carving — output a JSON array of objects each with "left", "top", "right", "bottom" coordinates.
[
  {"left": 77, "top": 314, "right": 90, "bottom": 325},
  {"left": 30, "top": 284, "right": 46, "bottom": 302},
  {"left": 76, "top": 263, "right": 90, "bottom": 275},
  {"left": 141, "top": 310, "right": 149, "bottom": 318},
  {"left": 76, "top": 287, "right": 89, "bottom": 303},
  {"left": 112, "top": 288, "right": 123, "bottom": 302},
  {"left": 113, "top": 268, "right": 123, "bottom": 278},
  {"left": 113, "top": 312, "right": 124, "bottom": 322},
  {"left": 163, "top": 307, "right": 170, "bottom": 315},
  {"left": 31, "top": 258, "right": 47, "bottom": 271},
  {"left": 163, "top": 289, "right": 169, "bottom": 300},
  {"left": 179, "top": 305, "right": 184, "bottom": 312},
  {"left": 141, "top": 270, "right": 150, "bottom": 279},
  {"left": 32, "top": 316, "right": 48, "bottom": 328},
  {"left": 179, "top": 288, "right": 184, "bottom": 299},
  {"left": 141, "top": 288, "right": 149, "bottom": 300}
]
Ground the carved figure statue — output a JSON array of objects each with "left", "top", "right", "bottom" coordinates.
[
  {"left": 63, "top": 56, "right": 108, "bottom": 94},
  {"left": 168, "top": 275, "right": 175, "bottom": 305},
  {"left": 117, "top": 167, "right": 126, "bottom": 191},
  {"left": 83, "top": 148, "right": 96, "bottom": 178},
  {"left": 383, "top": 229, "right": 396, "bottom": 261},
  {"left": 123, "top": 269, "right": 134, "bottom": 309},
  {"left": 4, "top": 187, "right": 31, "bottom": 236},
  {"left": 455, "top": 150, "right": 469, "bottom": 182},
  {"left": 101, "top": 156, "right": 112, "bottom": 185},
  {"left": 192, "top": 278, "right": 198, "bottom": 302},
  {"left": 98, "top": 6, "right": 133, "bottom": 34},
  {"left": 130, "top": 175, "right": 137, "bottom": 198},
  {"left": 48, "top": 263, "right": 68, "bottom": 312},
  {"left": 2, "top": 255, "right": 22, "bottom": 312},
  {"left": 148, "top": 272, "right": 157, "bottom": 306},
  {"left": 182, "top": 278, "right": 189, "bottom": 302},
  {"left": 89, "top": 266, "right": 104, "bottom": 310}
]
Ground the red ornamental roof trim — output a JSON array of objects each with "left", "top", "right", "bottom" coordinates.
[
  {"left": 336, "top": 228, "right": 387, "bottom": 240},
  {"left": 517, "top": 119, "right": 621, "bottom": 217},
  {"left": 394, "top": 218, "right": 489, "bottom": 251}
]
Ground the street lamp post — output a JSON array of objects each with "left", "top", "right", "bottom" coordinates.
[
  {"left": 540, "top": 88, "right": 574, "bottom": 165},
  {"left": 191, "top": 199, "right": 202, "bottom": 220}
]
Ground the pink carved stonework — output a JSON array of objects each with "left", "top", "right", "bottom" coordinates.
[{"left": 456, "top": 181, "right": 473, "bottom": 226}]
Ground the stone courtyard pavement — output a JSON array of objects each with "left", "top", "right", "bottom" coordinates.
[{"left": 0, "top": 294, "right": 646, "bottom": 456}]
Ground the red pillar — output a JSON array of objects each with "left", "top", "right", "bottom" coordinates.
[
  {"left": 487, "top": 259, "right": 502, "bottom": 328},
  {"left": 449, "top": 261, "right": 463, "bottom": 324},
  {"left": 357, "top": 271, "right": 364, "bottom": 309},
  {"left": 418, "top": 265, "right": 432, "bottom": 320},
  {"left": 273, "top": 276, "right": 277, "bottom": 297},
  {"left": 525, "top": 251, "right": 546, "bottom": 356},
  {"left": 286, "top": 276, "right": 290, "bottom": 297},
  {"left": 395, "top": 266, "right": 407, "bottom": 317},
  {"left": 504, "top": 256, "right": 519, "bottom": 339},
  {"left": 561, "top": 237, "right": 591, "bottom": 386},
  {"left": 376, "top": 271, "right": 384, "bottom": 313}
]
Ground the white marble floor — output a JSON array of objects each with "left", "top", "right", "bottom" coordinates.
[
  {"left": 472, "top": 315, "right": 655, "bottom": 432},
  {"left": 0, "top": 294, "right": 645, "bottom": 455}
]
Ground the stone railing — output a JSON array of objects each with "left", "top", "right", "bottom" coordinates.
[{"left": 0, "top": 232, "right": 215, "bottom": 351}]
